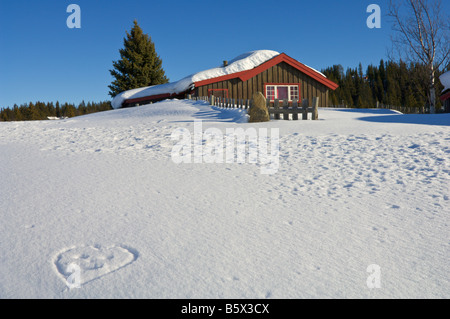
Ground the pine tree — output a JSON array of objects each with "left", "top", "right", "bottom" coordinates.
[
  {"left": 108, "top": 20, "right": 169, "bottom": 98},
  {"left": 28, "top": 102, "right": 41, "bottom": 121},
  {"left": 13, "top": 104, "right": 22, "bottom": 121},
  {"left": 63, "top": 103, "right": 76, "bottom": 118},
  {"left": 55, "top": 101, "right": 61, "bottom": 118}
]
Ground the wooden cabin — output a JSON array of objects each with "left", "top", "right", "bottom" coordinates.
[
  {"left": 439, "top": 70, "right": 450, "bottom": 113},
  {"left": 193, "top": 53, "right": 338, "bottom": 108},
  {"left": 440, "top": 90, "right": 450, "bottom": 113},
  {"left": 116, "top": 52, "right": 338, "bottom": 108}
]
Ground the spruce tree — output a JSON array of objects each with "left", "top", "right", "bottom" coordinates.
[
  {"left": 55, "top": 102, "right": 61, "bottom": 118},
  {"left": 108, "top": 20, "right": 169, "bottom": 98},
  {"left": 27, "top": 102, "right": 41, "bottom": 121},
  {"left": 13, "top": 104, "right": 22, "bottom": 121}
]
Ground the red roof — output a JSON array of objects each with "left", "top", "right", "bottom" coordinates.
[
  {"left": 122, "top": 53, "right": 338, "bottom": 105},
  {"left": 440, "top": 90, "right": 450, "bottom": 101},
  {"left": 194, "top": 53, "right": 339, "bottom": 90}
]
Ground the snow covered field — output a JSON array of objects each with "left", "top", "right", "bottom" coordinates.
[{"left": 0, "top": 100, "right": 449, "bottom": 298}]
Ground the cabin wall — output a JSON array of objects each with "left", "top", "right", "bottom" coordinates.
[
  {"left": 195, "top": 62, "right": 330, "bottom": 107},
  {"left": 444, "top": 98, "right": 450, "bottom": 112}
]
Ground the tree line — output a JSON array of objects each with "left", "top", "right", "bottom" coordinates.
[
  {"left": 1, "top": 58, "right": 447, "bottom": 123},
  {"left": 322, "top": 60, "right": 447, "bottom": 112},
  {"left": 0, "top": 101, "right": 112, "bottom": 122}
]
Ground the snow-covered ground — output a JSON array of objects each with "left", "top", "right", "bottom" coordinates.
[{"left": 0, "top": 100, "right": 449, "bottom": 298}]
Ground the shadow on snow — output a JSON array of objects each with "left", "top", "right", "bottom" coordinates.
[
  {"left": 171, "top": 101, "right": 248, "bottom": 124},
  {"left": 327, "top": 108, "right": 450, "bottom": 126},
  {"left": 357, "top": 113, "right": 450, "bottom": 126}
]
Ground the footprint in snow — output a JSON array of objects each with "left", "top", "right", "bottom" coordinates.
[{"left": 53, "top": 244, "right": 138, "bottom": 287}]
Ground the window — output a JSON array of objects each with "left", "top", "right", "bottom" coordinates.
[
  {"left": 290, "top": 86, "right": 299, "bottom": 100},
  {"left": 277, "top": 87, "right": 288, "bottom": 100},
  {"left": 265, "top": 84, "right": 300, "bottom": 101},
  {"left": 266, "top": 86, "right": 275, "bottom": 101}
]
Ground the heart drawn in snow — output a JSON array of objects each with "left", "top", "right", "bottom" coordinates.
[{"left": 53, "top": 244, "right": 138, "bottom": 287}]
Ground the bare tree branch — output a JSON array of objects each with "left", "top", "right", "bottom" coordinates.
[{"left": 388, "top": 0, "right": 450, "bottom": 113}]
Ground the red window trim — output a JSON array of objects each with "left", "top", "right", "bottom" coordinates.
[
  {"left": 207, "top": 89, "right": 229, "bottom": 98},
  {"left": 264, "top": 83, "right": 301, "bottom": 102}
]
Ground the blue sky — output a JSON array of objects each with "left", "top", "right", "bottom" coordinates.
[{"left": 0, "top": 0, "right": 442, "bottom": 108}]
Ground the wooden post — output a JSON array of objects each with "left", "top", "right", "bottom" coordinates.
[
  {"left": 283, "top": 99, "right": 289, "bottom": 120},
  {"left": 302, "top": 99, "right": 308, "bottom": 120},
  {"left": 312, "top": 97, "right": 319, "bottom": 120},
  {"left": 209, "top": 95, "right": 214, "bottom": 105},
  {"left": 292, "top": 99, "right": 299, "bottom": 120},
  {"left": 274, "top": 99, "right": 280, "bottom": 120},
  {"left": 187, "top": 94, "right": 192, "bottom": 100}
]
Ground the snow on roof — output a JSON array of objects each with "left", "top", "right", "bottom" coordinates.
[
  {"left": 112, "top": 50, "right": 280, "bottom": 109},
  {"left": 111, "top": 50, "right": 328, "bottom": 109},
  {"left": 439, "top": 70, "right": 450, "bottom": 93}
]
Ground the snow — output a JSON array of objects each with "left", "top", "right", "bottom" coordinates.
[
  {"left": 0, "top": 100, "right": 449, "bottom": 298},
  {"left": 440, "top": 70, "right": 450, "bottom": 92},
  {"left": 111, "top": 50, "right": 328, "bottom": 109},
  {"left": 303, "top": 64, "right": 327, "bottom": 78}
]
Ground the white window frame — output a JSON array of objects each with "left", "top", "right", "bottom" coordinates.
[{"left": 265, "top": 84, "right": 300, "bottom": 101}]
